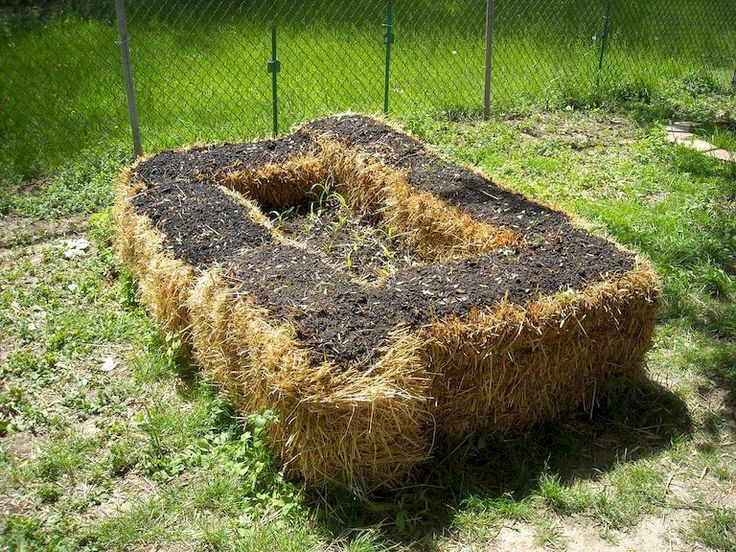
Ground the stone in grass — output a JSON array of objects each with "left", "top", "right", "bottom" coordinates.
[{"left": 63, "top": 238, "right": 90, "bottom": 259}]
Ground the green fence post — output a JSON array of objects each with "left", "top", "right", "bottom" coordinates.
[
  {"left": 267, "top": 26, "right": 281, "bottom": 136},
  {"left": 383, "top": 0, "right": 394, "bottom": 114},
  {"left": 483, "top": 0, "right": 495, "bottom": 119},
  {"left": 596, "top": 0, "right": 613, "bottom": 87},
  {"left": 114, "top": 0, "right": 142, "bottom": 157}
]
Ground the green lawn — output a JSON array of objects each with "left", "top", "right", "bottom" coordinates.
[
  {"left": 695, "top": 122, "right": 736, "bottom": 153},
  {"left": 2, "top": 105, "right": 735, "bottom": 550},
  {"left": 2, "top": 0, "right": 735, "bottom": 183}
]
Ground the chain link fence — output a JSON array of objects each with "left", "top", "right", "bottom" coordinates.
[
  {"left": 118, "top": 0, "right": 492, "bottom": 152},
  {"left": 1, "top": 0, "right": 735, "bottom": 177}
]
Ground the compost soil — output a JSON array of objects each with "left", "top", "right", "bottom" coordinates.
[
  {"left": 133, "top": 131, "right": 314, "bottom": 187},
  {"left": 131, "top": 181, "right": 271, "bottom": 266},
  {"left": 130, "top": 115, "right": 636, "bottom": 367},
  {"left": 225, "top": 227, "right": 632, "bottom": 367},
  {"left": 305, "top": 115, "right": 570, "bottom": 234}
]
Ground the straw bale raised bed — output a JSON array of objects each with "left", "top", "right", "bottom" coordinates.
[{"left": 114, "top": 114, "right": 658, "bottom": 491}]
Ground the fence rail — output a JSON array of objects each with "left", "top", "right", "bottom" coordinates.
[{"left": 1, "top": 0, "right": 735, "bottom": 174}]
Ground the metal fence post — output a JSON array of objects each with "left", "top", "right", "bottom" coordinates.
[
  {"left": 383, "top": 0, "right": 394, "bottom": 114},
  {"left": 268, "top": 26, "right": 281, "bottom": 136},
  {"left": 114, "top": 0, "right": 142, "bottom": 157},
  {"left": 596, "top": 0, "right": 613, "bottom": 87},
  {"left": 483, "top": 0, "right": 495, "bottom": 120}
]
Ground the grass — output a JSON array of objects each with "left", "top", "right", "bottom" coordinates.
[
  {"left": 2, "top": 105, "right": 736, "bottom": 550},
  {"left": 2, "top": 0, "right": 736, "bottom": 184},
  {"left": 695, "top": 122, "right": 736, "bottom": 152},
  {"left": 690, "top": 509, "right": 736, "bottom": 552}
]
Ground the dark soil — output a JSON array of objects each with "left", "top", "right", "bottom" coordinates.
[
  {"left": 227, "top": 227, "right": 633, "bottom": 367},
  {"left": 305, "top": 115, "right": 572, "bottom": 236},
  {"left": 131, "top": 181, "right": 271, "bottom": 266},
  {"left": 131, "top": 114, "right": 637, "bottom": 368},
  {"left": 132, "top": 131, "right": 315, "bottom": 187}
]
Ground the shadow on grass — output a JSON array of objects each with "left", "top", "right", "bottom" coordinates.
[{"left": 310, "top": 377, "right": 691, "bottom": 543}]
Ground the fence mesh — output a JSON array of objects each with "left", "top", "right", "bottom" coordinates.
[{"left": 1, "top": 0, "right": 735, "bottom": 178}]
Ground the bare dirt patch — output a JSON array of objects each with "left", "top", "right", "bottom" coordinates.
[
  {"left": 1, "top": 432, "right": 44, "bottom": 463},
  {"left": 446, "top": 511, "right": 694, "bottom": 552},
  {"left": 79, "top": 473, "right": 155, "bottom": 525},
  {"left": 0, "top": 215, "right": 88, "bottom": 249}
]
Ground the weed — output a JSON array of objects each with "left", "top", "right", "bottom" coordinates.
[
  {"left": 533, "top": 517, "right": 567, "bottom": 550},
  {"left": 689, "top": 508, "right": 736, "bottom": 552},
  {"left": 537, "top": 472, "right": 593, "bottom": 515},
  {"left": 593, "top": 463, "right": 665, "bottom": 530}
]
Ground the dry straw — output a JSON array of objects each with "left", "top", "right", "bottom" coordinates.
[
  {"left": 114, "top": 114, "right": 659, "bottom": 493},
  {"left": 113, "top": 166, "right": 196, "bottom": 342}
]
